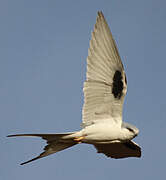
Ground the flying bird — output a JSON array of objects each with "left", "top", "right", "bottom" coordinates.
[{"left": 8, "top": 11, "right": 141, "bottom": 165}]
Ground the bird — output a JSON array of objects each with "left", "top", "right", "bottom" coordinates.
[{"left": 8, "top": 11, "right": 141, "bottom": 165}]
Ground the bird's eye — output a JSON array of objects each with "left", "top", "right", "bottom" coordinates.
[{"left": 127, "top": 128, "right": 134, "bottom": 133}]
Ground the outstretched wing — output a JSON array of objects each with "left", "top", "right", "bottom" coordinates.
[
  {"left": 94, "top": 140, "right": 141, "bottom": 159},
  {"left": 7, "top": 133, "right": 76, "bottom": 165},
  {"left": 82, "top": 11, "right": 127, "bottom": 127}
]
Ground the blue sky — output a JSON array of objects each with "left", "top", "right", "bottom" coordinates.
[{"left": 1, "top": 0, "right": 166, "bottom": 179}]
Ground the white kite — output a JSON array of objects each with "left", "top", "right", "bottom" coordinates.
[{"left": 8, "top": 11, "right": 141, "bottom": 165}]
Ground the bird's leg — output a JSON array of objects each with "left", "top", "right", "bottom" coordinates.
[{"left": 74, "top": 136, "right": 85, "bottom": 143}]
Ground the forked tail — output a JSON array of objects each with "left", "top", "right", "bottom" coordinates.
[{"left": 7, "top": 133, "right": 77, "bottom": 165}]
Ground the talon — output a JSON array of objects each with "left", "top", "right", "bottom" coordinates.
[{"left": 74, "top": 136, "right": 84, "bottom": 143}]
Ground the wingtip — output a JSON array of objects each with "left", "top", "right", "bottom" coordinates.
[
  {"left": 97, "top": 11, "right": 104, "bottom": 18},
  {"left": 97, "top": 11, "right": 103, "bottom": 15},
  {"left": 138, "top": 148, "right": 142, "bottom": 158}
]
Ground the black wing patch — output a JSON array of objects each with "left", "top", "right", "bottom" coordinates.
[{"left": 112, "top": 70, "right": 123, "bottom": 99}]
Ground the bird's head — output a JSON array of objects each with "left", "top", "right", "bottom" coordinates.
[{"left": 122, "top": 122, "right": 139, "bottom": 139}]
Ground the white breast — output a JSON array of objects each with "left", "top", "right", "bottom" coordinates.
[{"left": 81, "top": 121, "right": 122, "bottom": 143}]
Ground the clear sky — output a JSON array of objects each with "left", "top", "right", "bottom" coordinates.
[{"left": 1, "top": 0, "right": 166, "bottom": 179}]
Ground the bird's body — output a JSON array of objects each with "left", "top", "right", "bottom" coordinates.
[
  {"left": 73, "top": 121, "right": 135, "bottom": 144},
  {"left": 8, "top": 11, "right": 141, "bottom": 165}
]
